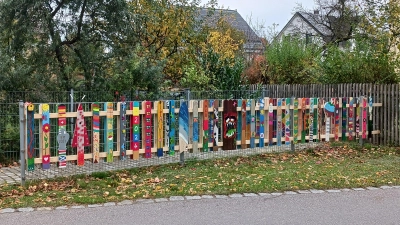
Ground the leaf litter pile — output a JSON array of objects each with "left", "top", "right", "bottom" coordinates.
[{"left": 1, "top": 142, "right": 399, "bottom": 209}]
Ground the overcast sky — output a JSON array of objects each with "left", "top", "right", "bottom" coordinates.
[{"left": 200, "top": 0, "right": 316, "bottom": 33}]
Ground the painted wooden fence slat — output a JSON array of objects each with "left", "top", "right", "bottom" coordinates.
[
  {"left": 192, "top": 100, "right": 199, "bottom": 153},
  {"left": 241, "top": 100, "right": 247, "bottom": 149}
]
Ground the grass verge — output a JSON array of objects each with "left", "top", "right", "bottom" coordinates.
[{"left": 1, "top": 142, "right": 399, "bottom": 209}]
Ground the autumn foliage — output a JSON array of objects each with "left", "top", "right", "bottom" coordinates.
[{"left": 242, "top": 55, "right": 267, "bottom": 84}]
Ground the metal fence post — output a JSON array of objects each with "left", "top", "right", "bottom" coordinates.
[
  {"left": 262, "top": 86, "right": 266, "bottom": 98},
  {"left": 186, "top": 88, "right": 191, "bottom": 101},
  {"left": 19, "top": 100, "right": 26, "bottom": 186}
]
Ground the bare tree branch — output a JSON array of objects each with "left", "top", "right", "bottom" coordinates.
[
  {"left": 59, "top": 0, "right": 87, "bottom": 46},
  {"left": 50, "top": 0, "right": 65, "bottom": 18}
]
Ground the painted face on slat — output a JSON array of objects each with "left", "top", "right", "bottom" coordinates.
[{"left": 224, "top": 114, "right": 237, "bottom": 139}]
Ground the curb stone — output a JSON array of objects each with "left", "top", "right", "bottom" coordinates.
[
  {"left": 271, "top": 192, "right": 283, "bottom": 196},
  {"left": 352, "top": 188, "right": 365, "bottom": 191},
  {"left": 200, "top": 195, "right": 214, "bottom": 199},
  {"left": 185, "top": 196, "right": 201, "bottom": 200},
  {"left": 36, "top": 207, "right": 52, "bottom": 211},
  {"left": 17, "top": 207, "right": 34, "bottom": 212},
  {"left": 243, "top": 193, "right": 258, "bottom": 197},
  {"left": 0, "top": 208, "right": 15, "bottom": 213},
  {"left": 1, "top": 186, "right": 399, "bottom": 214},
  {"left": 135, "top": 199, "right": 154, "bottom": 204},
  {"left": 215, "top": 195, "right": 228, "bottom": 199},
  {"left": 229, "top": 194, "right": 243, "bottom": 198},
  {"left": 155, "top": 198, "right": 169, "bottom": 203},
  {"left": 366, "top": 187, "right": 380, "bottom": 190},
  {"left": 88, "top": 204, "right": 103, "bottom": 208},
  {"left": 103, "top": 202, "right": 116, "bottom": 207},
  {"left": 380, "top": 186, "right": 392, "bottom": 189},
  {"left": 297, "top": 190, "right": 311, "bottom": 194},
  {"left": 258, "top": 193, "right": 272, "bottom": 197},
  {"left": 326, "top": 189, "right": 341, "bottom": 193},
  {"left": 340, "top": 188, "right": 352, "bottom": 192},
  {"left": 169, "top": 196, "right": 185, "bottom": 201},
  {"left": 117, "top": 200, "right": 133, "bottom": 205}
]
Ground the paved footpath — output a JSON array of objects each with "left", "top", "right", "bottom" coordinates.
[
  {"left": 0, "top": 167, "right": 21, "bottom": 184},
  {"left": 1, "top": 186, "right": 400, "bottom": 225}
]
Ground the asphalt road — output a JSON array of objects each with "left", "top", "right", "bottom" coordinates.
[{"left": 2, "top": 188, "right": 399, "bottom": 225}]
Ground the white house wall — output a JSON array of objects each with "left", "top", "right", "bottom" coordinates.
[
  {"left": 278, "top": 14, "right": 324, "bottom": 45},
  {"left": 282, "top": 15, "right": 319, "bottom": 37}
]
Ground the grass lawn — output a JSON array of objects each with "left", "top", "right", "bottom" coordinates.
[{"left": 1, "top": 142, "right": 399, "bottom": 209}]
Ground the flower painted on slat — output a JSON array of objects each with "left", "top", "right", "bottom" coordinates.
[
  {"left": 43, "top": 123, "right": 50, "bottom": 133},
  {"left": 42, "top": 104, "right": 49, "bottom": 112}
]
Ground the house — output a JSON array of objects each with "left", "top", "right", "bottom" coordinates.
[
  {"left": 197, "top": 8, "right": 265, "bottom": 59},
  {"left": 276, "top": 10, "right": 356, "bottom": 49}
]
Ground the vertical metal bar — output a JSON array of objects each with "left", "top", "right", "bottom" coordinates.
[
  {"left": 262, "top": 87, "right": 266, "bottom": 98},
  {"left": 186, "top": 88, "right": 191, "bottom": 102},
  {"left": 19, "top": 100, "right": 26, "bottom": 186}
]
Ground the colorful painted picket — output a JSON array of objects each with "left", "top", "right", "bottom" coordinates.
[
  {"left": 169, "top": 100, "right": 176, "bottom": 156},
  {"left": 27, "top": 104, "right": 35, "bottom": 171},
  {"left": 212, "top": 100, "right": 219, "bottom": 151},
  {"left": 293, "top": 99, "right": 298, "bottom": 144},
  {"left": 284, "top": 98, "right": 290, "bottom": 145},
  {"left": 277, "top": 98, "right": 282, "bottom": 146},
  {"left": 132, "top": 101, "right": 140, "bottom": 160},
  {"left": 23, "top": 97, "right": 382, "bottom": 166},
  {"left": 58, "top": 104, "right": 68, "bottom": 168},
  {"left": 309, "top": 98, "right": 314, "bottom": 142},
  {"left": 241, "top": 100, "right": 247, "bottom": 149},
  {"left": 202, "top": 100, "right": 209, "bottom": 152},
  {"left": 120, "top": 101, "right": 127, "bottom": 160},
  {"left": 342, "top": 98, "right": 347, "bottom": 141},
  {"left": 259, "top": 98, "right": 265, "bottom": 148},
  {"left": 157, "top": 101, "right": 164, "bottom": 157},
  {"left": 144, "top": 101, "right": 152, "bottom": 158},
  {"left": 104, "top": 102, "right": 114, "bottom": 162},
  {"left": 268, "top": 99, "right": 273, "bottom": 146},
  {"left": 72, "top": 104, "right": 90, "bottom": 166},
  {"left": 349, "top": 98, "right": 354, "bottom": 141},
  {"left": 223, "top": 100, "right": 238, "bottom": 150},
  {"left": 92, "top": 102, "right": 100, "bottom": 163},
  {"left": 192, "top": 100, "right": 199, "bottom": 153},
  {"left": 41, "top": 104, "right": 51, "bottom": 169}
]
